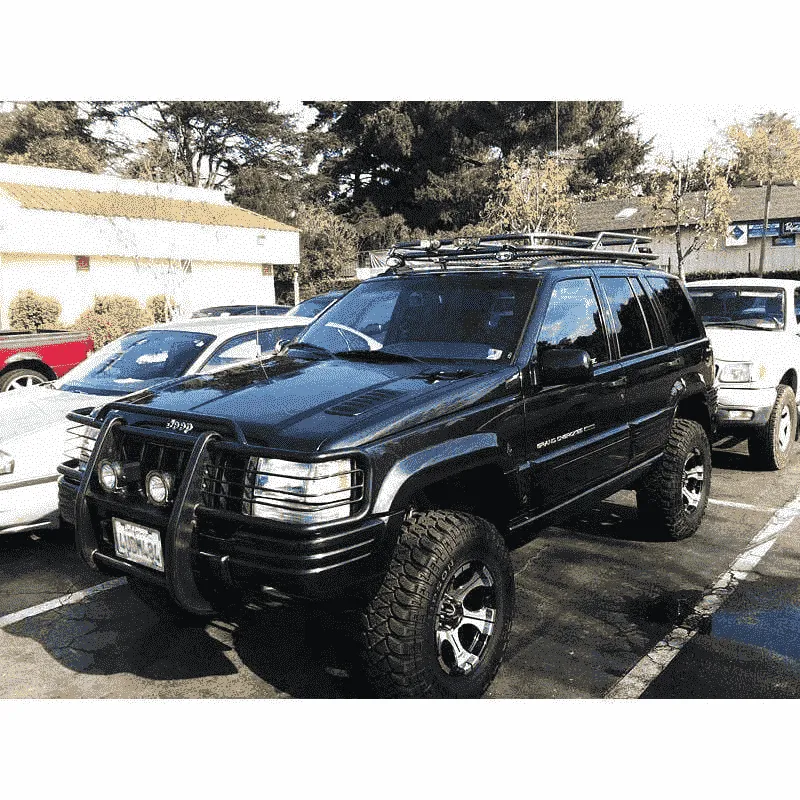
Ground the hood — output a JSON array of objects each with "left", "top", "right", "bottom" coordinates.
[
  {"left": 704, "top": 326, "right": 784, "bottom": 363},
  {"left": 0, "top": 386, "right": 113, "bottom": 445},
  {"left": 103, "top": 354, "right": 521, "bottom": 452}
]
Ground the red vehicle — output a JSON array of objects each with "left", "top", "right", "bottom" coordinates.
[{"left": 0, "top": 329, "right": 94, "bottom": 391}]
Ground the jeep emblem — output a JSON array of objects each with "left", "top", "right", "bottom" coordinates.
[{"left": 166, "top": 419, "right": 194, "bottom": 433}]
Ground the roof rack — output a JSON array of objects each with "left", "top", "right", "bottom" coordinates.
[{"left": 384, "top": 231, "right": 659, "bottom": 272}]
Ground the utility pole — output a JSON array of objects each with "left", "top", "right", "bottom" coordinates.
[
  {"left": 758, "top": 181, "right": 772, "bottom": 278},
  {"left": 555, "top": 99, "right": 559, "bottom": 159}
]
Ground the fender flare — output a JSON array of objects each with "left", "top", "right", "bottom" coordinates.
[
  {"left": 2, "top": 352, "right": 48, "bottom": 369},
  {"left": 372, "top": 433, "right": 501, "bottom": 514}
]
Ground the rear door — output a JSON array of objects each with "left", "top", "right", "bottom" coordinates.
[
  {"left": 524, "top": 275, "right": 630, "bottom": 509},
  {"left": 596, "top": 274, "right": 677, "bottom": 464}
]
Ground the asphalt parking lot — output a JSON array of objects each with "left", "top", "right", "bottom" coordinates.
[{"left": 1, "top": 435, "right": 799, "bottom": 699}]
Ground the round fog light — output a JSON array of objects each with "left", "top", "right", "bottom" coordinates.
[
  {"left": 145, "top": 470, "right": 173, "bottom": 506},
  {"left": 98, "top": 460, "right": 120, "bottom": 492}
]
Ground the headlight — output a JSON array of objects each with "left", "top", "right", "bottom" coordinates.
[
  {"left": 0, "top": 449, "right": 14, "bottom": 476},
  {"left": 248, "top": 457, "right": 360, "bottom": 524},
  {"left": 718, "top": 362, "right": 753, "bottom": 383},
  {"left": 65, "top": 424, "right": 99, "bottom": 469}
]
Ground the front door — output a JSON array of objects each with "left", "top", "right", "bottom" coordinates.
[{"left": 524, "top": 276, "right": 630, "bottom": 509}]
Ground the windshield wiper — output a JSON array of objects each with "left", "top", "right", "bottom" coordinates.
[
  {"left": 333, "top": 350, "right": 426, "bottom": 364},
  {"left": 281, "top": 341, "right": 336, "bottom": 360}
]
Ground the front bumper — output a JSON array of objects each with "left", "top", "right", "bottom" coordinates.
[
  {"left": 0, "top": 476, "right": 59, "bottom": 534},
  {"left": 715, "top": 385, "right": 778, "bottom": 429},
  {"left": 65, "top": 420, "right": 402, "bottom": 610}
]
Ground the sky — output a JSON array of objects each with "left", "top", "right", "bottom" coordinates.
[{"left": 624, "top": 103, "right": 800, "bottom": 165}]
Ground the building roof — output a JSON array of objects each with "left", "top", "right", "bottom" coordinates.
[
  {"left": 576, "top": 185, "right": 800, "bottom": 234},
  {"left": 0, "top": 182, "right": 298, "bottom": 232}
]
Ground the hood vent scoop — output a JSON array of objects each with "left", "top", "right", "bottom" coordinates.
[{"left": 326, "top": 388, "right": 404, "bottom": 417}]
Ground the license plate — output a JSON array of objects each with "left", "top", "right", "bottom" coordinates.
[{"left": 112, "top": 518, "right": 164, "bottom": 572}]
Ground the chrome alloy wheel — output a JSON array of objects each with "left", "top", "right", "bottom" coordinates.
[
  {"left": 5, "top": 374, "right": 45, "bottom": 390},
  {"left": 778, "top": 405, "right": 792, "bottom": 452},
  {"left": 435, "top": 561, "right": 497, "bottom": 676},
  {"left": 681, "top": 448, "right": 705, "bottom": 512}
]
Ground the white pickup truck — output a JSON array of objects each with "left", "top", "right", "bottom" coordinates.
[{"left": 687, "top": 278, "right": 800, "bottom": 469}]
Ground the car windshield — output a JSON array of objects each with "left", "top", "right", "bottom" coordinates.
[
  {"left": 295, "top": 274, "right": 538, "bottom": 362},
  {"left": 57, "top": 329, "right": 216, "bottom": 395},
  {"left": 688, "top": 286, "right": 785, "bottom": 330}
]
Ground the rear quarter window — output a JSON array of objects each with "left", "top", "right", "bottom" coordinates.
[{"left": 646, "top": 276, "right": 702, "bottom": 343}]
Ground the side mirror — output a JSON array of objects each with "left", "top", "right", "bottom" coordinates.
[{"left": 538, "top": 348, "right": 592, "bottom": 385}]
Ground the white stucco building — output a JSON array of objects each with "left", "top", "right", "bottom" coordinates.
[{"left": 0, "top": 163, "right": 300, "bottom": 326}]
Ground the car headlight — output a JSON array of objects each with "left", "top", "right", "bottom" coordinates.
[
  {"left": 248, "top": 457, "right": 361, "bottom": 524},
  {"left": 718, "top": 362, "right": 753, "bottom": 383},
  {"left": 65, "top": 424, "right": 100, "bottom": 469},
  {"left": 0, "top": 449, "right": 14, "bottom": 476}
]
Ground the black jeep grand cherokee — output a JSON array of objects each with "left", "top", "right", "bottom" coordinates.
[{"left": 59, "top": 233, "right": 716, "bottom": 698}]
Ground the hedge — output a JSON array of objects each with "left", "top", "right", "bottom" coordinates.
[
  {"left": 8, "top": 290, "right": 62, "bottom": 332},
  {"left": 72, "top": 295, "right": 152, "bottom": 348}
]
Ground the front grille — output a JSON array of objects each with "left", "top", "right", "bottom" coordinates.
[
  {"left": 100, "top": 427, "right": 192, "bottom": 507},
  {"left": 201, "top": 451, "right": 250, "bottom": 514}
]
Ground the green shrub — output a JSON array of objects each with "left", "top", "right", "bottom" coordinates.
[
  {"left": 72, "top": 295, "right": 151, "bottom": 347},
  {"left": 8, "top": 290, "right": 62, "bottom": 332},
  {"left": 146, "top": 294, "right": 174, "bottom": 324}
]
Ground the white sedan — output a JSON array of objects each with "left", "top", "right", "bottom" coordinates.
[{"left": 0, "top": 314, "right": 311, "bottom": 534}]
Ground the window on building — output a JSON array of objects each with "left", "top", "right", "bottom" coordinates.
[
  {"left": 75, "top": 256, "right": 90, "bottom": 272},
  {"left": 262, "top": 264, "right": 274, "bottom": 277}
]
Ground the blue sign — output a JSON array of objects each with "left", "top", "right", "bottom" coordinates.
[
  {"left": 730, "top": 224, "right": 746, "bottom": 240},
  {"left": 749, "top": 222, "right": 782, "bottom": 238},
  {"left": 783, "top": 220, "right": 800, "bottom": 234},
  {"left": 773, "top": 235, "right": 796, "bottom": 247}
]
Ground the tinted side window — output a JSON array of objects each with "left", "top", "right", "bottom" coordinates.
[
  {"left": 202, "top": 332, "right": 258, "bottom": 370},
  {"left": 795, "top": 288, "right": 800, "bottom": 324},
  {"left": 537, "top": 278, "right": 609, "bottom": 364},
  {"left": 599, "top": 277, "right": 651, "bottom": 357},
  {"left": 647, "top": 276, "right": 702, "bottom": 343},
  {"left": 258, "top": 326, "right": 305, "bottom": 352},
  {"left": 631, "top": 277, "right": 666, "bottom": 347}
]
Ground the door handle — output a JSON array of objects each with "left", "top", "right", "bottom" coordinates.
[
  {"left": 604, "top": 376, "right": 628, "bottom": 389},
  {"left": 666, "top": 357, "right": 684, "bottom": 369}
]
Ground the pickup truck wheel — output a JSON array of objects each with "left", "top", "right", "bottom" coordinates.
[
  {"left": 360, "top": 509, "right": 514, "bottom": 698},
  {"left": 748, "top": 385, "right": 797, "bottom": 470},
  {"left": 637, "top": 419, "right": 711, "bottom": 541},
  {"left": 0, "top": 367, "right": 49, "bottom": 391}
]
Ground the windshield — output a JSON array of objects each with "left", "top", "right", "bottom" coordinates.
[
  {"left": 57, "top": 329, "right": 216, "bottom": 395},
  {"left": 688, "top": 286, "right": 786, "bottom": 330},
  {"left": 295, "top": 274, "right": 538, "bottom": 362}
]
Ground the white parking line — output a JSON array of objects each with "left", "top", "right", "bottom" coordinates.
[
  {"left": 707, "top": 498, "right": 800, "bottom": 515},
  {"left": 606, "top": 492, "right": 800, "bottom": 699},
  {"left": 0, "top": 578, "right": 127, "bottom": 629}
]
